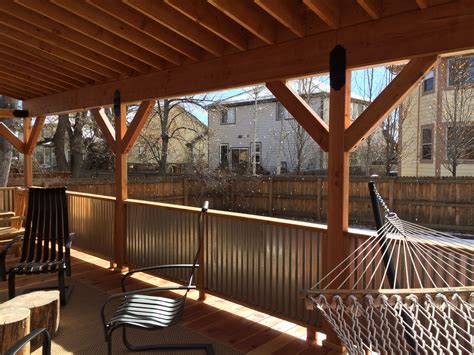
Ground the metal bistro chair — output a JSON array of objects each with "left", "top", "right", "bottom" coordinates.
[
  {"left": 100, "top": 201, "right": 214, "bottom": 355},
  {"left": 5, "top": 328, "right": 51, "bottom": 355},
  {"left": 1, "top": 187, "right": 73, "bottom": 305}
]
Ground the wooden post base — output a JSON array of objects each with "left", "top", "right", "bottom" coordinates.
[
  {"left": 1, "top": 291, "right": 60, "bottom": 346},
  {"left": 0, "top": 307, "right": 30, "bottom": 355}
]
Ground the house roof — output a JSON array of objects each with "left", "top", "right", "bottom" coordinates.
[{"left": 0, "top": 1, "right": 469, "bottom": 116}]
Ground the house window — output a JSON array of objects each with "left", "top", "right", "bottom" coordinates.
[
  {"left": 231, "top": 148, "right": 249, "bottom": 171},
  {"left": 422, "top": 70, "right": 435, "bottom": 93},
  {"left": 447, "top": 56, "right": 474, "bottom": 87},
  {"left": 421, "top": 126, "right": 433, "bottom": 161},
  {"left": 276, "top": 102, "right": 293, "bottom": 120},
  {"left": 220, "top": 144, "right": 229, "bottom": 166},
  {"left": 221, "top": 107, "right": 236, "bottom": 124},
  {"left": 446, "top": 125, "right": 474, "bottom": 160},
  {"left": 250, "top": 142, "right": 262, "bottom": 166}
]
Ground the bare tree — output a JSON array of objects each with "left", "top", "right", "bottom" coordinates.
[
  {"left": 52, "top": 114, "right": 70, "bottom": 171},
  {"left": 0, "top": 96, "right": 19, "bottom": 186},
  {"left": 440, "top": 56, "right": 474, "bottom": 177}
]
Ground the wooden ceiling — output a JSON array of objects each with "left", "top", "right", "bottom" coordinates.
[{"left": 0, "top": 0, "right": 472, "bottom": 115}]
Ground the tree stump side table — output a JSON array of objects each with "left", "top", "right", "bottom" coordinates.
[{"left": 0, "top": 307, "right": 30, "bottom": 355}]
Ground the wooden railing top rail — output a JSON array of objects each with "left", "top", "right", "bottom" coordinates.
[
  {"left": 66, "top": 190, "right": 116, "bottom": 202},
  {"left": 125, "top": 198, "right": 328, "bottom": 232}
]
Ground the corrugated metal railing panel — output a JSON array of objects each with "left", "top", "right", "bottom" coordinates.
[
  {"left": 127, "top": 204, "right": 199, "bottom": 283},
  {"left": 0, "top": 187, "right": 15, "bottom": 212},
  {"left": 205, "top": 215, "right": 323, "bottom": 327},
  {"left": 67, "top": 193, "right": 114, "bottom": 260}
]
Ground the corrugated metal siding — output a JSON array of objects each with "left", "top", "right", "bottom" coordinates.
[
  {"left": 67, "top": 193, "right": 114, "bottom": 260},
  {"left": 126, "top": 201, "right": 323, "bottom": 327}
]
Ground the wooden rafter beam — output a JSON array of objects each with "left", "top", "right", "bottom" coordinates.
[
  {"left": 303, "top": 0, "right": 339, "bottom": 29},
  {"left": 25, "top": 116, "right": 45, "bottom": 155},
  {"left": 357, "top": 0, "right": 382, "bottom": 19},
  {"left": 122, "top": 100, "right": 154, "bottom": 154},
  {"left": 0, "top": 122, "right": 25, "bottom": 153},
  {"left": 165, "top": 0, "right": 247, "bottom": 51},
  {"left": 23, "top": 0, "right": 474, "bottom": 116},
  {"left": 91, "top": 108, "right": 116, "bottom": 149},
  {"left": 345, "top": 55, "right": 439, "bottom": 152},
  {"left": 0, "top": 109, "right": 29, "bottom": 119},
  {"left": 208, "top": 0, "right": 277, "bottom": 45},
  {"left": 266, "top": 81, "right": 329, "bottom": 152},
  {"left": 416, "top": 0, "right": 429, "bottom": 9},
  {"left": 255, "top": 0, "right": 306, "bottom": 37},
  {"left": 125, "top": 0, "right": 225, "bottom": 57}
]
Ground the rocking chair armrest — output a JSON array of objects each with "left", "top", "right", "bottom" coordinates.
[
  {"left": 0, "top": 216, "right": 24, "bottom": 224},
  {"left": 0, "top": 234, "right": 23, "bottom": 257},
  {"left": 101, "top": 285, "right": 197, "bottom": 326},
  {"left": 5, "top": 328, "right": 51, "bottom": 355},
  {"left": 121, "top": 264, "right": 198, "bottom": 292},
  {"left": 0, "top": 212, "right": 15, "bottom": 218}
]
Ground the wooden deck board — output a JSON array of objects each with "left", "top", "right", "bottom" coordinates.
[{"left": 0, "top": 248, "right": 324, "bottom": 354}]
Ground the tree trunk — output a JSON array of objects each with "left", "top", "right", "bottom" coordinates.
[
  {"left": 0, "top": 96, "right": 19, "bottom": 186},
  {"left": 159, "top": 100, "right": 170, "bottom": 176},
  {"left": 70, "top": 112, "right": 86, "bottom": 178},
  {"left": 53, "top": 114, "right": 70, "bottom": 171},
  {"left": 159, "top": 135, "right": 169, "bottom": 175}
]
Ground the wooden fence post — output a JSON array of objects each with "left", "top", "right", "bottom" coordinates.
[{"left": 268, "top": 176, "right": 273, "bottom": 216}]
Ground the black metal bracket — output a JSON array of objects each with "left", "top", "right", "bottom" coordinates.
[
  {"left": 113, "top": 90, "right": 121, "bottom": 117},
  {"left": 12, "top": 109, "right": 29, "bottom": 118},
  {"left": 329, "top": 45, "right": 346, "bottom": 91}
]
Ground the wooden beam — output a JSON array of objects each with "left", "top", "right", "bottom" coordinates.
[
  {"left": 165, "top": 0, "right": 247, "bottom": 50},
  {"left": 87, "top": 0, "right": 202, "bottom": 61},
  {"left": 416, "top": 0, "right": 429, "bottom": 9},
  {"left": 303, "top": 0, "right": 339, "bottom": 29},
  {"left": 16, "top": 0, "right": 159, "bottom": 71},
  {"left": 345, "top": 55, "right": 439, "bottom": 151},
  {"left": 208, "top": 0, "right": 277, "bottom": 45},
  {"left": 0, "top": 122, "right": 24, "bottom": 152},
  {"left": 23, "top": 0, "right": 474, "bottom": 116},
  {"left": 266, "top": 81, "right": 329, "bottom": 151},
  {"left": 51, "top": 0, "right": 176, "bottom": 67},
  {"left": 356, "top": 0, "right": 382, "bottom": 19},
  {"left": 0, "top": 109, "right": 29, "bottom": 119},
  {"left": 25, "top": 116, "right": 45, "bottom": 155},
  {"left": 122, "top": 100, "right": 154, "bottom": 154},
  {"left": 125, "top": 0, "right": 225, "bottom": 57},
  {"left": 91, "top": 108, "right": 116, "bottom": 148},
  {"left": 255, "top": 0, "right": 306, "bottom": 37},
  {"left": 23, "top": 117, "right": 32, "bottom": 187}
]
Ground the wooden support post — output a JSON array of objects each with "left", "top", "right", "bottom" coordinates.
[
  {"left": 323, "top": 45, "right": 351, "bottom": 353},
  {"left": 23, "top": 117, "right": 32, "bottom": 187},
  {"left": 114, "top": 92, "right": 127, "bottom": 270},
  {"left": 268, "top": 176, "right": 273, "bottom": 216},
  {"left": 316, "top": 177, "right": 322, "bottom": 221}
]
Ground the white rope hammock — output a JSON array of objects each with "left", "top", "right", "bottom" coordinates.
[{"left": 304, "top": 186, "right": 474, "bottom": 354}]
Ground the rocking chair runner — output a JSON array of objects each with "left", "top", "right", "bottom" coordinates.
[
  {"left": 0, "top": 187, "right": 74, "bottom": 306},
  {"left": 100, "top": 201, "right": 214, "bottom": 355}
]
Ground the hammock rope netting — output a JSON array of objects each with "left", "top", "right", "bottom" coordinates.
[{"left": 304, "top": 184, "right": 473, "bottom": 354}]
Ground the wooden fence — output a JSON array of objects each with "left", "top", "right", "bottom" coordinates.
[{"left": 61, "top": 177, "right": 473, "bottom": 233}]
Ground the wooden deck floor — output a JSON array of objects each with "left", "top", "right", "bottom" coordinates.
[{"left": 1, "top": 249, "right": 325, "bottom": 355}]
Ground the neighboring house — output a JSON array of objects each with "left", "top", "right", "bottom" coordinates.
[
  {"left": 400, "top": 55, "right": 474, "bottom": 177},
  {"left": 208, "top": 83, "right": 369, "bottom": 175},
  {"left": 128, "top": 104, "right": 208, "bottom": 174}
]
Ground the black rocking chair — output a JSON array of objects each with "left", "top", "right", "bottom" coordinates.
[
  {"left": 1, "top": 187, "right": 73, "bottom": 305},
  {"left": 100, "top": 201, "right": 214, "bottom": 355}
]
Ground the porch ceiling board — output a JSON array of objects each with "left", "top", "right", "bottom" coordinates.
[
  {"left": 254, "top": 0, "right": 307, "bottom": 37},
  {"left": 22, "top": 0, "right": 474, "bottom": 116}
]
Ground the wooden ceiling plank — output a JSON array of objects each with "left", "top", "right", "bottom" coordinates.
[
  {"left": 165, "top": 0, "right": 247, "bottom": 50},
  {"left": 23, "top": 0, "right": 474, "bottom": 116},
  {"left": 5, "top": 1, "right": 145, "bottom": 75},
  {"left": 52, "top": 0, "right": 182, "bottom": 66},
  {"left": 0, "top": 29, "right": 107, "bottom": 83},
  {"left": 122, "top": 100, "right": 155, "bottom": 154},
  {"left": 266, "top": 80, "right": 329, "bottom": 151},
  {"left": 416, "top": 0, "right": 429, "bottom": 9},
  {"left": 0, "top": 12, "right": 121, "bottom": 80},
  {"left": 91, "top": 108, "right": 116, "bottom": 148},
  {"left": 125, "top": 0, "right": 225, "bottom": 56},
  {"left": 0, "top": 57, "right": 76, "bottom": 91},
  {"left": 87, "top": 0, "right": 202, "bottom": 61},
  {"left": 357, "top": 0, "right": 382, "bottom": 19},
  {"left": 345, "top": 55, "right": 439, "bottom": 151},
  {"left": 16, "top": 0, "right": 158, "bottom": 71},
  {"left": 0, "top": 122, "right": 25, "bottom": 152},
  {"left": 1, "top": 77, "right": 50, "bottom": 97},
  {"left": 303, "top": 0, "right": 340, "bottom": 29},
  {"left": 255, "top": 0, "right": 306, "bottom": 37},
  {"left": 0, "top": 43, "right": 89, "bottom": 87},
  {"left": 0, "top": 86, "right": 29, "bottom": 100},
  {"left": 0, "top": 67, "right": 60, "bottom": 94},
  {"left": 208, "top": 0, "right": 277, "bottom": 45},
  {"left": 25, "top": 116, "right": 46, "bottom": 155}
]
